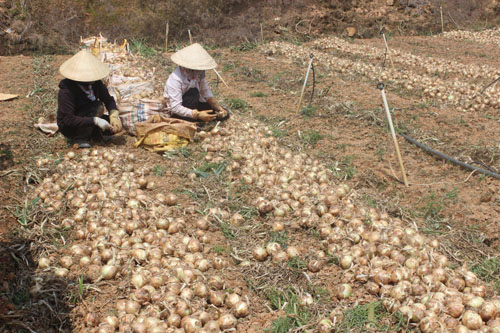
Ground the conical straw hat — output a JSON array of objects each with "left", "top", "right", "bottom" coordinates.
[
  {"left": 171, "top": 43, "right": 217, "bottom": 70},
  {"left": 59, "top": 49, "right": 110, "bottom": 82}
]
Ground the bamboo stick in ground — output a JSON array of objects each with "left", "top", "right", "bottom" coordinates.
[
  {"left": 188, "top": 30, "right": 193, "bottom": 44},
  {"left": 260, "top": 23, "right": 264, "bottom": 44},
  {"left": 165, "top": 21, "right": 169, "bottom": 51},
  {"left": 440, "top": 6, "right": 444, "bottom": 33},
  {"left": 213, "top": 69, "right": 229, "bottom": 88},
  {"left": 382, "top": 33, "right": 395, "bottom": 71},
  {"left": 295, "top": 55, "right": 314, "bottom": 115},
  {"left": 377, "top": 83, "right": 409, "bottom": 187}
]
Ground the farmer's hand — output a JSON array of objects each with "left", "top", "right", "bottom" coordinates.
[
  {"left": 94, "top": 117, "right": 111, "bottom": 131},
  {"left": 197, "top": 110, "right": 217, "bottom": 122},
  {"left": 109, "top": 109, "right": 122, "bottom": 133}
]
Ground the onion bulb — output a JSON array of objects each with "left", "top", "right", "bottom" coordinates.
[
  {"left": 286, "top": 246, "right": 300, "bottom": 258},
  {"left": 208, "top": 275, "right": 224, "bottom": 290},
  {"left": 194, "top": 282, "right": 208, "bottom": 298},
  {"left": 234, "top": 301, "right": 249, "bottom": 318},
  {"left": 181, "top": 316, "right": 202, "bottom": 333},
  {"left": 166, "top": 194, "right": 178, "bottom": 206},
  {"left": 218, "top": 313, "right": 237, "bottom": 330},
  {"left": 125, "top": 300, "right": 140, "bottom": 314},
  {"left": 85, "top": 312, "right": 99, "bottom": 327},
  {"left": 447, "top": 302, "right": 464, "bottom": 318},
  {"left": 466, "top": 296, "right": 484, "bottom": 309},
  {"left": 266, "top": 242, "right": 281, "bottom": 255},
  {"left": 337, "top": 284, "right": 352, "bottom": 299},
  {"left": 479, "top": 301, "right": 496, "bottom": 321},
  {"left": 100, "top": 265, "right": 118, "bottom": 280},
  {"left": 131, "top": 273, "right": 147, "bottom": 288},
  {"left": 156, "top": 218, "right": 169, "bottom": 230},
  {"left": 209, "top": 291, "right": 226, "bottom": 307},
  {"left": 462, "top": 310, "right": 482, "bottom": 330},
  {"left": 55, "top": 267, "right": 69, "bottom": 278},
  {"left": 307, "top": 260, "right": 322, "bottom": 273},
  {"left": 253, "top": 246, "right": 268, "bottom": 261},
  {"left": 103, "top": 315, "right": 119, "bottom": 328},
  {"left": 340, "top": 255, "right": 353, "bottom": 269},
  {"left": 167, "top": 313, "right": 181, "bottom": 327},
  {"left": 272, "top": 222, "right": 285, "bottom": 232},
  {"left": 225, "top": 293, "right": 240, "bottom": 308},
  {"left": 419, "top": 316, "right": 440, "bottom": 333},
  {"left": 38, "top": 257, "right": 50, "bottom": 269},
  {"left": 318, "top": 318, "right": 333, "bottom": 333}
]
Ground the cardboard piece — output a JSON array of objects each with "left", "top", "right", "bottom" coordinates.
[{"left": 0, "top": 93, "right": 19, "bottom": 101}]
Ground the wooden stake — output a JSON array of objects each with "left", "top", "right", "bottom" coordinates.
[
  {"left": 382, "top": 33, "right": 395, "bottom": 71},
  {"left": 165, "top": 21, "right": 169, "bottom": 51},
  {"left": 213, "top": 69, "right": 229, "bottom": 88},
  {"left": 378, "top": 83, "right": 409, "bottom": 187},
  {"left": 188, "top": 29, "right": 193, "bottom": 44},
  {"left": 440, "top": 6, "right": 444, "bottom": 33},
  {"left": 260, "top": 23, "right": 264, "bottom": 45},
  {"left": 296, "top": 54, "right": 314, "bottom": 115}
]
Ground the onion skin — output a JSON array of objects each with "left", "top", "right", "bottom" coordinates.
[
  {"left": 225, "top": 293, "right": 240, "bottom": 308},
  {"left": 125, "top": 300, "right": 140, "bottom": 315},
  {"left": 218, "top": 313, "right": 237, "bottom": 330},
  {"left": 307, "top": 260, "right": 322, "bottom": 273},
  {"left": 447, "top": 302, "right": 464, "bottom": 318},
  {"left": 317, "top": 318, "right": 333, "bottom": 333},
  {"left": 100, "top": 265, "right": 118, "bottom": 280},
  {"left": 480, "top": 301, "right": 497, "bottom": 321},
  {"left": 234, "top": 301, "right": 249, "bottom": 318},
  {"left": 181, "top": 316, "right": 202, "bottom": 333},
  {"left": 38, "top": 257, "right": 51, "bottom": 269},
  {"left": 166, "top": 194, "right": 178, "bottom": 206},
  {"left": 252, "top": 246, "right": 268, "bottom": 261},
  {"left": 209, "top": 291, "right": 226, "bottom": 307},
  {"left": 462, "top": 310, "right": 482, "bottom": 330},
  {"left": 167, "top": 313, "right": 181, "bottom": 328},
  {"left": 336, "top": 284, "right": 352, "bottom": 299},
  {"left": 419, "top": 316, "right": 440, "bottom": 333}
]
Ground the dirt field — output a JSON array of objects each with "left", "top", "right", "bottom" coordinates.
[{"left": 1, "top": 27, "right": 500, "bottom": 332}]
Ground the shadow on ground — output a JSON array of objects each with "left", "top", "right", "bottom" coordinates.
[{"left": 0, "top": 240, "right": 73, "bottom": 332}]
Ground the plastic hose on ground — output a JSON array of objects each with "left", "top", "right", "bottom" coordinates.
[{"left": 400, "top": 133, "right": 500, "bottom": 180}]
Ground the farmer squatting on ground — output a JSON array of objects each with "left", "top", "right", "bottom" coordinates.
[
  {"left": 56, "top": 49, "right": 122, "bottom": 149},
  {"left": 163, "top": 43, "right": 229, "bottom": 123}
]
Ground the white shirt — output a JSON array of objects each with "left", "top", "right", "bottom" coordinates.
[{"left": 163, "top": 67, "right": 214, "bottom": 118}]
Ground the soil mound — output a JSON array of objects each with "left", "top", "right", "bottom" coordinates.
[{"left": 1, "top": 0, "right": 499, "bottom": 54}]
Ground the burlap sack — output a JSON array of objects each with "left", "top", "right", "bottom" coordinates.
[{"left": 118, "top": 98, "right": 166, "bottom": 135}]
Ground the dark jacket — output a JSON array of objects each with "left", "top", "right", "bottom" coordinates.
[{"left": 56, "top": 79, "right": 117, "bottom": 130}]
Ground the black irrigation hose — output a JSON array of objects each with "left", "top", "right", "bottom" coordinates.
[{"left": 400, "top": 133, "right": 500, "bottom": 180}]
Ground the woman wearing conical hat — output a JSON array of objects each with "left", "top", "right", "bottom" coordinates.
[
  {"left": 163, "top": 43, "right": 228, "bottom": 123},
  {"left": 57, "top": 49, "right": 122, "bottom": 148}
]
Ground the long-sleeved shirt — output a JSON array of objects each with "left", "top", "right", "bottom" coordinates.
[
  {"left": 57, "top": 79, "right": 117, "bottom": 129},
  {"left": 163, "top": 67, "right": 214, "bottom": 118}
]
